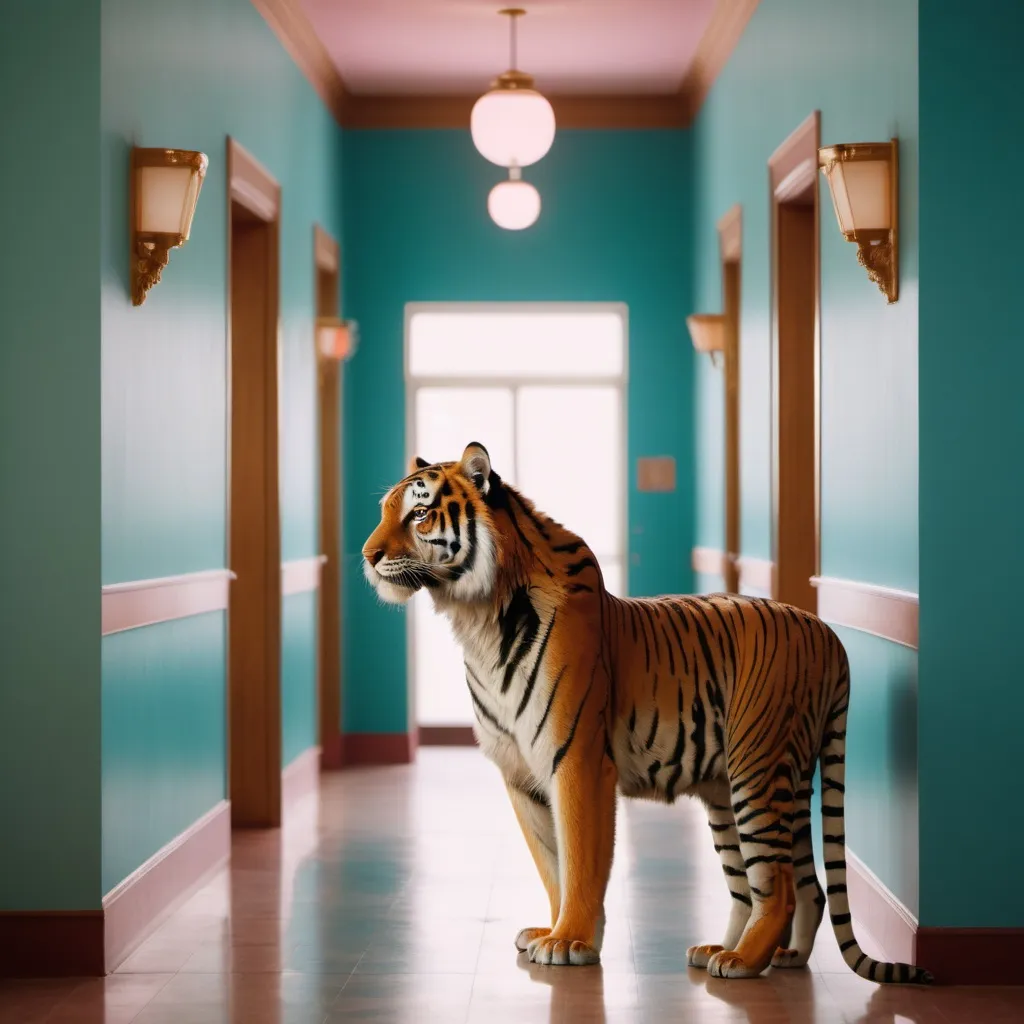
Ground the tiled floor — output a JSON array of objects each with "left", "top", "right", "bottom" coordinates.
[{"left": 3, "top": 748, "right": 1022, "bottom": 1022}]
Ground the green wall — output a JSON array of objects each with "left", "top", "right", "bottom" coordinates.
[
  {"left": 918, "top": 0, "right": 1024, "bottom": 929},
  {"left": 0, "top": 0, "right": 103, "bottom": 911},
  {"left": 342, "top": 129, "right": 693, "bottom": 735},
  {"left": 691, "top": 0, "right": 919, "bottom": 913},
  {"left": 99, "top": 0, "right": 341, "bottom": 894}
]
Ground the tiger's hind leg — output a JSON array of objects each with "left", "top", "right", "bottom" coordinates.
[
  {"left": 771, "top": 773, "right": 825, "bottom": 969},
  {"left": 687, "top": 788, "right": 753, "bottom": 969},
  {"left": 707, "top": 763, "right": 797, "bottom": 980}
]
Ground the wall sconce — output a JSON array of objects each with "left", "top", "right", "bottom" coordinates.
[
  {"left": 818, "top": 139, "right": 898, "bottom": 304},
  {"left": 687, "top": 313, "right": 725, "bottom": 368},
  {"left": 130, "top": 147, "right": 208, "bottom": 306},
  {"left": 317, "top": 317, "right": 359, "bottom": 361}
]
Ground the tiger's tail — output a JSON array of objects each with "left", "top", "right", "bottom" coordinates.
[{"left": 818, "top": 650, "right": 933, "bottom": 985}]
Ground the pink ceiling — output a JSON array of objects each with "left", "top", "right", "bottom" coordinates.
[{"left": 298, "top": 0, "right": 717, "bottom": 96}]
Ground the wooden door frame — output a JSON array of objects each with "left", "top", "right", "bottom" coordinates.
[
  {"left": 718, "top": 205, "right": 742, "bottom": 593},
  {"left": 314, "top": 225, "right": 344, "bottom": 770},
  {"left": 226, "top": 137, "right": 283, "bottom": 827},
  {"left": 768, "top": 111, "right": 821, "bottom": 609}
]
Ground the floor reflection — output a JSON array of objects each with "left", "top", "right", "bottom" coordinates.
[{"left": 2, "top": 749, "right": 1024, "bottom": 1022}]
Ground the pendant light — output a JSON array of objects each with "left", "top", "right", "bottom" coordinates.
[
  {"left": 487, "top": 167, "right": 541, "bottom": 230},
  {"left": 471, "top": 8, "right": 556, "bottom": 169}
]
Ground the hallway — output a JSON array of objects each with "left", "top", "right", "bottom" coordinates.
[{"left": 2, "top": 749, "right": 1020, "bottom": 1023}]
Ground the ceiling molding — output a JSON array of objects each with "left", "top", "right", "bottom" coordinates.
[
  {"left": 250, "top": 0, "right": 349, "bottom": 127},
  {"left": 343, "top": 93, "right": 687, "bottom": 130},
  {"left": 251, "top": 0, "right": 757, "bottom": 131},
  {"left": 677, "top": 0, "right": 760, "bottom": 125}
]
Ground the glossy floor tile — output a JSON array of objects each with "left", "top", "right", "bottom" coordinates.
[{"left": 3, "top": 747, "right": 1022, "bottom": 1022}]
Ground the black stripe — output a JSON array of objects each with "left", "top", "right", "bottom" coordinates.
[
  {"left": 827, "top": 883, "right": 847, "bottom": 895},
  {"left": 516, "top": 613, "right": 556, "bottom": 719},
  {"left": 551, "top": 667, "right": 595, "bottom": 775},
  {"left": 831, "top": 913, "right": 851, "bottom": 926},
  {"left": 552, "top": 541, "right": 583, "bottom": 553},
  {"left": 644, "top": 708, "right": 659, "bottom": 750}
]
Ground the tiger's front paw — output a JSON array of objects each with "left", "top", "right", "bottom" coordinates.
[
  {"left": 707, "top": 949, "right": 764, "bottom": 979},
  {"left": 514, "top": 927, "right": 551, "bottom": 952},
  {"left": 527, "top": 934, "right": 601, "bottom": 966},
  {"left": 686, "top": 943, "right": 724, "bottom": 969}
]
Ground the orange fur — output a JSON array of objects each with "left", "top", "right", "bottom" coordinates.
[{"left": 362, "top": 444, "right": 933, "bottom": 983}]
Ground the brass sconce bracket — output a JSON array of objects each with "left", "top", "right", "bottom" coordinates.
[
  {"left": 131, "top": 235, "right": 174, "bottom": 306},
  {"left": 856, "top": 236, "right": 896, "bottom": 303},
  {"left": 818, "top": 139, "right": 899, "bottom": 304},
  {"left": 130, "top": 147, "right": 208, "bottom": 307},
  {"left": 687, "top": 313, "right": 726, "bottom": 368}
]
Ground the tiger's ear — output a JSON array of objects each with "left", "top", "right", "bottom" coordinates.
[
  {"left": 460, "top": 442, "right": 491, "bottom": 494},
  {"left": 408, "top": 455, "right": 430, "bottom": 473}
]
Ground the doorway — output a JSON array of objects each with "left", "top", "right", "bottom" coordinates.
[
  {"left": 227, "top": 138, "right": 283, "bottom": 827},
  {"left": 314, "top": 226, "right": 343, "bottom": 769},
  {"left": 769, "top": 113, "right": 820, "bottom": 613},
  {"left": 718, "top": 205, "right": 742, "bottom": 594},
  {"left": 405, "top": 304, "right": 628, "bottom": 735}
]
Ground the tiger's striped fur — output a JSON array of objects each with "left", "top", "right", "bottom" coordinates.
[{"left": 362, "top": 443, "right": 933, "bottom": 983}]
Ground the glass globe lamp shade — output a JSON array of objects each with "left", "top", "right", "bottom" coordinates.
[
  {"left": 471, "top": 88, "right": 556, "bottom": 168},
  {"left": 487, "top": 179, "right": 541, "bottom": 231}
]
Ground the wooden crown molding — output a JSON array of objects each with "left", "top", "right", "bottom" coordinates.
[
  {"left": 250, "top": 0, "right": 348, "bottom": 127},
  {"left": 251, "top": 0, "right": 757, "bottom": 131},
  {"left": 678, "top": 0, "right": 760, "bottom": 124},
  {"left": 811, "top": 576, "right": 919, "bottom": 650},
  {"left": 341, "top": 93, "right": 688, "bottom": 130}
]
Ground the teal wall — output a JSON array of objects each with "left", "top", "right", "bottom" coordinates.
[
  {"left": 691, "top": 0, "right": 919, "bottom": 913},
  {"left": 0, "top": 0, "right": 103, "bottom": 911},
  {"left": 342, "top": 129, "right": 693, "bottom": 735},
  {"left": 99, "top": 0, "right": 341, "bottom": 893},
  {"left": 918, "top": 1, "right": 1024, "bottom": 929}
]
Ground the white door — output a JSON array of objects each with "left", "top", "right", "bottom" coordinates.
[{"left": 407, "top": 306, "right": 627, "bottom": 729}]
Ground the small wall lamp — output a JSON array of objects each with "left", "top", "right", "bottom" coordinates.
[
  {"left": 687, "top": 313, "right": 726, "bottom": 368},
  {"left": 317, "top": 317, "right": 359, "bottom": 361},
  {"left": 818, "top": 139, "right": 899, "bottom": 304},
  {"left": 130, "top": 147, "right": 208, "bottom": 306}
]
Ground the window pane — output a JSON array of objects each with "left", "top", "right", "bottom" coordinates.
[
  {"left": 415, "top": 387, "right": 515, "bottom": 481},
  {"left": 515, "top": 386, "right": 622, "bottom": 557},
  {"left": 408, "top": 310, "right": 624, "bottom": 379}
]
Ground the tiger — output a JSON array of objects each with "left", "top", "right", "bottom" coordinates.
[{"left": 361, "top": 441, "right": 933, "bottom": 984}]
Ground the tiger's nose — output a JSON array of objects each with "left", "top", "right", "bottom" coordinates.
[{"left": 364, "top": 547, "right": 385, "bottom": 567}]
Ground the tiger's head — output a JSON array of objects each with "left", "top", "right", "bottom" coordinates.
[{"left": 362, "top": 442, "right": 499, "bottom": 605}]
